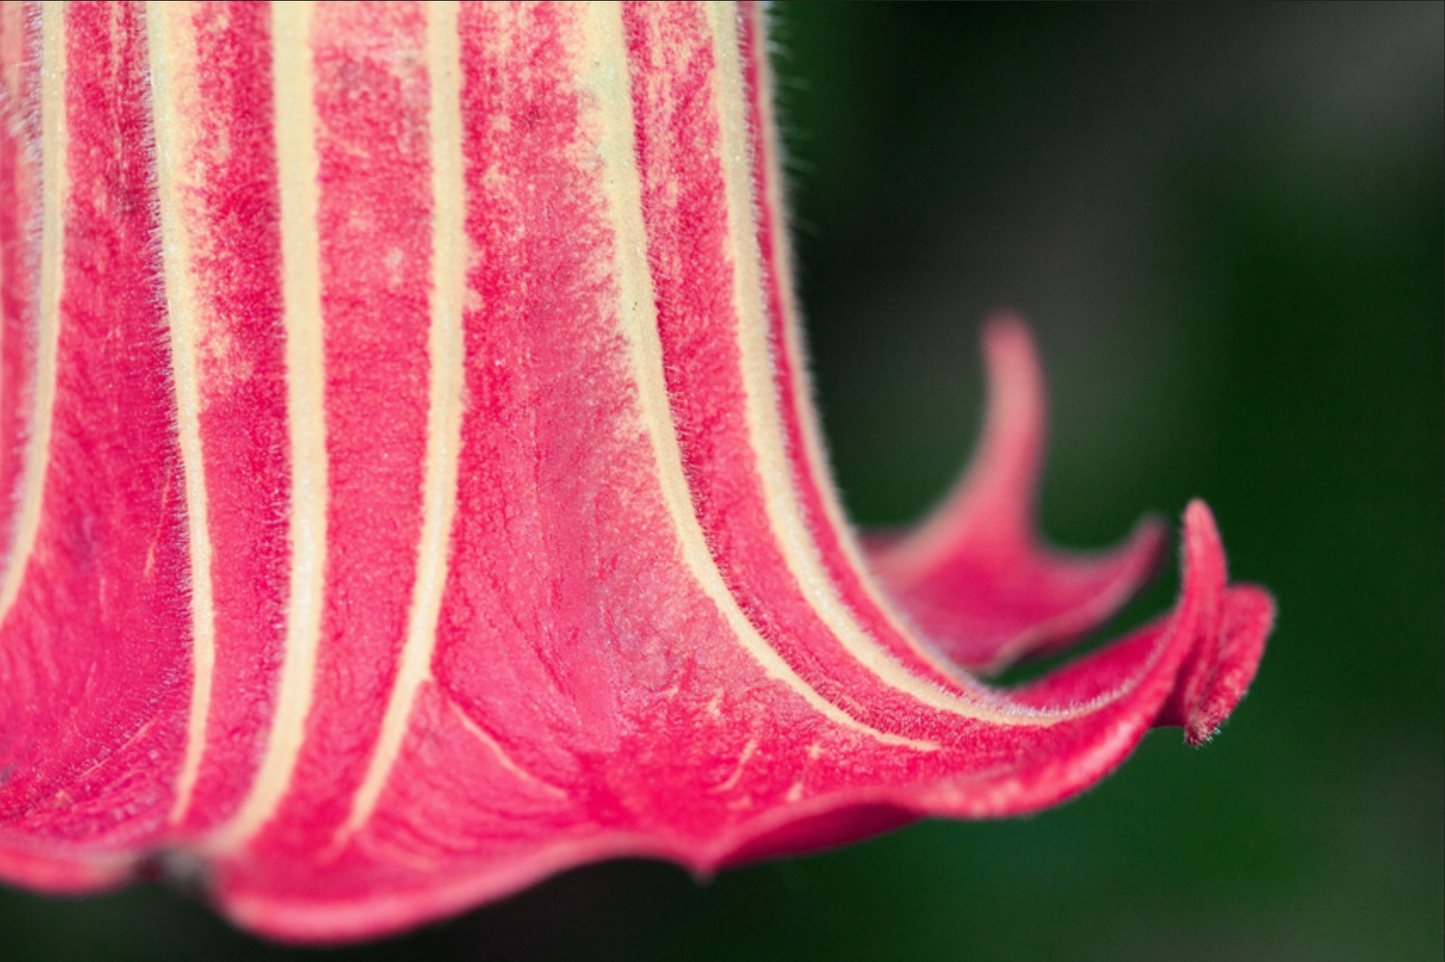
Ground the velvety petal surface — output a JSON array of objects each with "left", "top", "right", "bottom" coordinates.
[
  {"left": 0, "top": 1, "right": 1272, "bottom": 943},
  {"left": 864, "top": 317, "right": 1168, "bottom": 673}
]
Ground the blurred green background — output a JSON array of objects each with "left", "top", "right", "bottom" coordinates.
[{"left": 4, "top": 3, "right": 1441, "bottom": 960}]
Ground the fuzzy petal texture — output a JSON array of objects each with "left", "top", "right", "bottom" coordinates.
[
  {"left": 0, "top": 0, "right": 1272, "bottom": 943},
  {"left": 865, "top": 317, "right": 1169, "bottom": 674}
]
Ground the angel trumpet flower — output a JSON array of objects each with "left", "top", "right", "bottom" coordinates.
[{"left": 0, "top": 0, "right": 1273, "bottom": 944}]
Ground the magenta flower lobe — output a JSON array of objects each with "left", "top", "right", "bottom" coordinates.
[{"left": 0, "top": 1, "right": 1272, "bottom": 942}]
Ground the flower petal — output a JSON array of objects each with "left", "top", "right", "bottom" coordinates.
[
  {"left": 864, "top": 316, "right": 1169, "bottom": 674},
  {"left": 0, "top": 1, "right": 1271, "bottom": 944}
]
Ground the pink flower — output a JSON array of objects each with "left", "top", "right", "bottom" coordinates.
[{"left": 0, "top": 1, "right": 1272, "bottom": 943}]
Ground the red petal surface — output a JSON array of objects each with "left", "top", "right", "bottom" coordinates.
[
  {"left": 865, "top": 317, "right": 1168, "bottom": 674},
  {"left": 0, "top": 1, "right": 1271, "bottom": 943}
]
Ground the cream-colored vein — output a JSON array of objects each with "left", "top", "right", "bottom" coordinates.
[
  {"left": 584, "top": 1, "right": 932, "bottom": 751},
  {"left": 335, "top": 0, "right": 467, "bottom": 844},
  {"left": 145, "top": 1, "right": 219, "bottom": 825},
  {"left": 707, "top": 2, "right": 1050, "bottom": 726},
  {"left": 211, "top": 0, "right": 328, "bottom": 850},
  {"left": 0, "top": 1, "right": 65, "bottom": 626}
]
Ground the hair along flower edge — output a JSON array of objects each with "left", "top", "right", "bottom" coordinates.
[{"left": 0, "top": 1, "right": 1271, "bottom": 942}]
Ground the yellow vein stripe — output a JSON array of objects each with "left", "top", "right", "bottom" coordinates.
[
  {"left": 748, "top": 6, "right": 992, "bottom": 702},
  {"left": 336, "top": 0, "right": 466, "bottom": 843},
  {"left": 707, "top": 4, "right": 1047, "bottom": 727},
  {"left": 145, "top": 1, "right": 218, "bottom": 824},
  {"left": 212, "top": 1, "right": 328, "bottom": 849},
  {"left": 0, "top": 1, "right": 64, "bottom": 626},
  {"left": 584, "top": 1, "right": 930, "bottom": 751}
]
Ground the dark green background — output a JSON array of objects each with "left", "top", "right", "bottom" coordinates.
[{"left": 4, "top": 4, "right": 1441, "bottom": 959}]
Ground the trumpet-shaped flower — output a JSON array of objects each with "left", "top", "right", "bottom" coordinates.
[{"left": 0, "top": 0, "right": 1272, "bottom": 943}]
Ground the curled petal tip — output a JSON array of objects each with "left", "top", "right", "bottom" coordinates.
[
  {"left": 1157, "top": 501, "right": 1272, "bottom": 744},
  {"left": 1183, "top": 585, "right": 1274, "bottom": 745},
  {"left": 868, "top": 318, "right": 1169, "bottom": 672},
  {"left": 980, "top": 310, "right": 1039, "bottom": 366}
]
